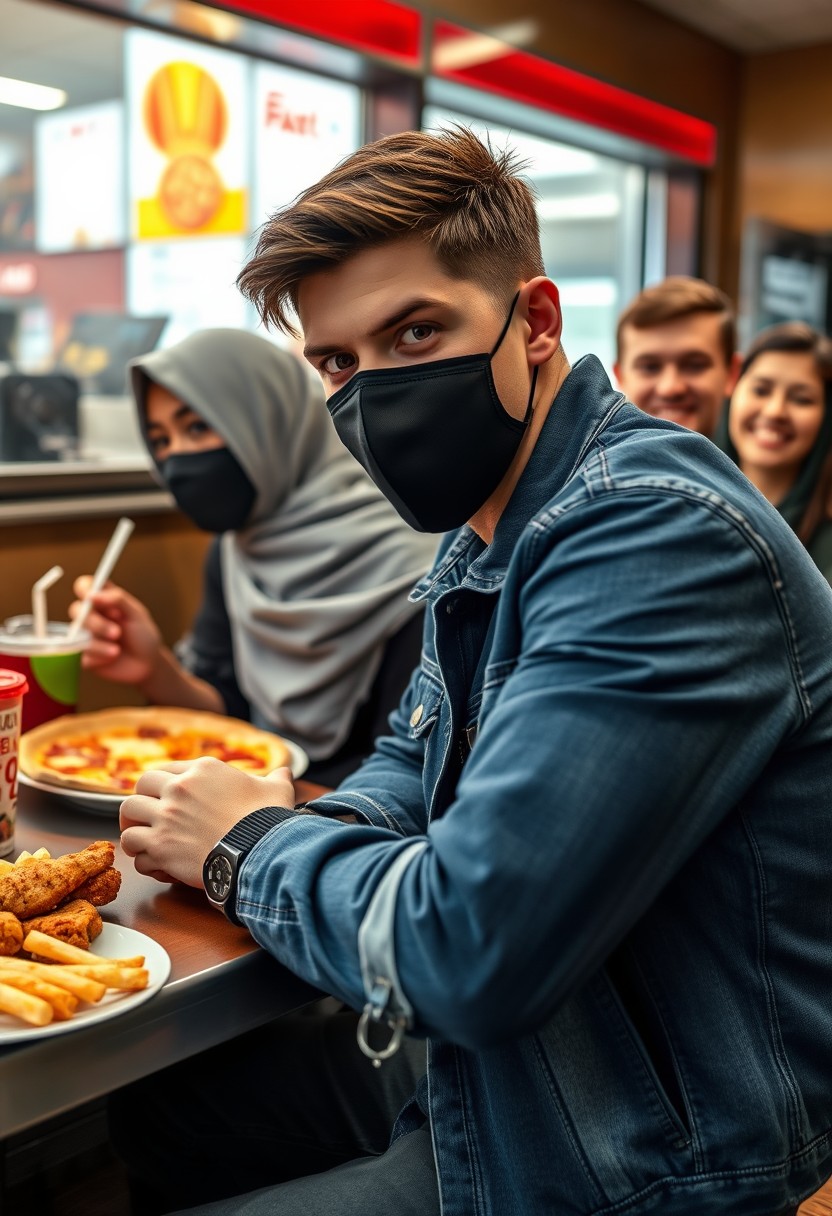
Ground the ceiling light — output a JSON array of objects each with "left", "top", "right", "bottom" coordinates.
[
  {"left": 0, "top": 75, "right": 67, "bottom": 112},
  {"left": 432, "top": 21, "right": 539, "bottom": 72}
]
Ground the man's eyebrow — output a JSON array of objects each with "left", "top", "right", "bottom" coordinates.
[
  {"left": 632, "top": 349, "right": 712, "bottom": 362},
  {"left": 303, "top": 297, "right": 449, "bottom": 360}
]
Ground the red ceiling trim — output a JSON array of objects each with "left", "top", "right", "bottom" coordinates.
[
  {"left": 209, "top": 5, "right": 716, "bottom": 166},
  {"left": 431, "top": 20, "right": 717, "bottom": 167},
  {"left": 212, "top": 0, "right": 422, "bottom": 66}
]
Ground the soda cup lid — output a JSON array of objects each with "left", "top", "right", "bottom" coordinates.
[{"left": 0, "top": 669, "right": 28, "bottom": 699}]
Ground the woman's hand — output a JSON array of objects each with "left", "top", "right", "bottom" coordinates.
[{"left": 70, "top": 576, "right": 163, "bottom": 686}]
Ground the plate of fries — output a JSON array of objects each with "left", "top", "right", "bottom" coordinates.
[{"left": 0, "top": 922, "right": 171, "bottom": 1042}]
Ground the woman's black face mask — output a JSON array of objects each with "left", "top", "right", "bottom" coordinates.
[
  {"left": 159, "top": 448, "right": 257, "bottom": 533},
  {"left": 325, "top": 293, "right": 538, "bottom": 533}
]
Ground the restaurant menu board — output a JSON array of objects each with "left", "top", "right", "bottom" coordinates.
[
  {"left": 126, "top": 239, "right": 250, "bottom": 349},
  {"left": 34, "top": 102, "right": 126, "bottom": 253},
  {"left": 252, "top": 62, "right": 360, "bottom": 226},
  {"left": 126, "top": 27, "right": 249, "bottom": 241}
]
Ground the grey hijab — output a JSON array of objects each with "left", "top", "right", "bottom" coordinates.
[{"left": 130, "top": 328, "right": 437, "bottom": 760}]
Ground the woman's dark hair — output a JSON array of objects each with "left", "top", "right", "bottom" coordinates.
[
  {"left": 739, "top": 322, "right": 832, "bottom": 544},
  {"left": 739, "top": 320, "right": 832, "bottom": 382}
]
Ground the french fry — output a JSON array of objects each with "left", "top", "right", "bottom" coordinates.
[
  {"left": 72, "top": 955, "right": 144, "bottom": 970},
  {"left": 0, "top": 957, "right": 106, "bottom": 1002},
  {"left": 63, "top": 965, "right": 149, "bottom": 991},
  {"left": 0, "top": 979, "right": 53, "bottom": 1026},
  {"left": 0, "top": 970, "right": 78, "bottom": 1020},
  {"left": 22, "top": 929, "right": 143, "bottom": 968},
  {"left": 0, "top": 859, "right": 15, "bottom": 876},
  {"left": 15, "top": 848, "right": 51, "bottom": 866}
]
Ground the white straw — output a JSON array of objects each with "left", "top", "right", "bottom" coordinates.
[
  {"left": 68, "top": 517, "right": 135, "bottom": 641},
  {"left": 32, "top": 565, "right": 64, "bottom": 639}
]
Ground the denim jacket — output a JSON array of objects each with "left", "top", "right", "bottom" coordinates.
[{"left": 238, "top": 355, "right": 832, "bottom": 1214}]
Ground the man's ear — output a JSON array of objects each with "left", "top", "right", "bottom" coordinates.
[
  {"left": 523, "top": 278, "right": 562, "bottom": 365},
  {"left": 613, "top": 361, "right": 623, "bottom": 389}
]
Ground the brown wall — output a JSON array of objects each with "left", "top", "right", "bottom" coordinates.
[
  {"left": 739, "top": 42, "right": 832, "bottom": 234},
  {"left": 0, "top": 510, "right": 210, "bottom": 713}
]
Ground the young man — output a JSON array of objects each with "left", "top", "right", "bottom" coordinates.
[
  {"left": 115, "top": 129, "right": 832, "bottom": 1215},
  {"left": 614, "top": 275, "right": 740, "bottom": 436}
]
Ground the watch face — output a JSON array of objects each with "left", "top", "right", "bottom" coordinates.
[{"left": 205, "top": 853, "right": 233, "bottom": 901}]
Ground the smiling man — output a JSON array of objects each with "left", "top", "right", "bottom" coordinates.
[
  {"left": 112, "top": 128, "right": 832, "bottom": 1216},
  {"left": 614, "top": 276, "right": 740, "bottom": 436}
]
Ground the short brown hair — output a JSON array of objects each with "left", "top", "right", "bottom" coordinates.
[
  {"left": 616, "top": 276, "right": 736, "bottom": 366},
  {"left": 238, "top": 126, "right": 545, "bottom": 336}
]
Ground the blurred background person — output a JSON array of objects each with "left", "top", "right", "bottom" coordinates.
[
  {"left": 614, "top": 275, "right": 740, "bottom": 436},
  {"left": 715, "top": 321, "right": 832, "bottom": 584},
  {"left": 70, "top": 328, "right": 437, "bottom": 786}
]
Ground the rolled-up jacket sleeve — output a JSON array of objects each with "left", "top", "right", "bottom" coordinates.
[{"left": 237, "top": 494, "right": 804, "bottom": 1049}]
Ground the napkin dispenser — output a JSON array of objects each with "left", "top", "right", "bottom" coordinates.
[{"left": 0, "top": 372, "right": 80, "bottom": 462}]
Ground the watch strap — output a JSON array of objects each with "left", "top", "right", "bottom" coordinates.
[{"left": 221, "top": 805, "right": 297, "bottom": 853}]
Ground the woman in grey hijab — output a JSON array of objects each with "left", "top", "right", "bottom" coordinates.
[{"left": 72, "top": 328, "right": 437, "bottom": 785}]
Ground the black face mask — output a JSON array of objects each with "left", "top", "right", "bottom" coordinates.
[
  {"left": 159, "top": 448, "right": 257, "bottom": 533},
  {"left": 325, "top": 294, "right": 538, "bottom": 533}
]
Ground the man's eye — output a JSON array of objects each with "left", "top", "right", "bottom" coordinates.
[
  {"left": 322, "top": 352, "right": 356, "bottom": 375},
  {"left": 187, "top": 420, "right": 211, "bottom": 438},
  {"left": 400, "top": 324, "right": 436, "bottom": 345},
  {"left": 148, "top": 435, "right": 168, "bottom": 454}
]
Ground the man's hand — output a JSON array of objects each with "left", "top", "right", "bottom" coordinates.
[{"left": 119, "top": 760, "right": 297, "bottom": 888}]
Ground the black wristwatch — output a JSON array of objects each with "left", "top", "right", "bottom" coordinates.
[{"left": 203, "top": 806, "right": 294, "bottom": 925}]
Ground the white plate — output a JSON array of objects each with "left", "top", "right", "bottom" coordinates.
[
  {"left": 19, "top": 738, "right": 309, "bottom": 817},
  {"left": 0, "top": 922, "right": 171, "bottom": 1044},
  {"left": 19, "top": 772, "right": 123, "bottom": 817}
]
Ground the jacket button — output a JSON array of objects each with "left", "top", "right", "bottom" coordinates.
[
  {"left": 445, "top": 600, "right": 456, "bottom": 614},
  {"left": 410, "top": 704, "right": 424, "bottom": 727}
]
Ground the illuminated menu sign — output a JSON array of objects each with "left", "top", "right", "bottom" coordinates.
[
  {"left": 252, "top": 62, "right": 360, "bottom": 228},
  {"left": 126, "top": 27, "right": 249, "bottom": 240},
  {"left": 35, "top": 102, "right": 126, "bottom": 253}
]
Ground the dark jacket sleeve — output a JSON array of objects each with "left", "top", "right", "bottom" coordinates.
[{"left": 175, "top": 537, "right": 251, "bottom": 721}]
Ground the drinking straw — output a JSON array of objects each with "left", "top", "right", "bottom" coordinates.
[
  {"left": 31, "top": 566, "right": 64, "bottom": 639},
  {"left": 68, "top": 517, "right": 135, "bottom": 641}
]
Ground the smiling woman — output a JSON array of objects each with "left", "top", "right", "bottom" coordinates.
[{"left": 715, "top": 321, "right": 832, "bottom": 584}]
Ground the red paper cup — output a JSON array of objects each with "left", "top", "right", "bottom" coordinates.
[
  {"left": 0, "top": 616, "right": 91, "bottom": 733},
  {"left": 0, "top": 669, "right": 28, "bottom": 858}
]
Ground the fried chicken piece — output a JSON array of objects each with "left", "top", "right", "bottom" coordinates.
[
  {"left": 71, "top": 866, "right": 122, "bottom": 907},
  {"left": 0, "top": 910, "right": 23, "bottom": 956},
  {"left": 0, "top": 841, "right": 114, "bottom": 919},
  {"left": 22, "top": 899, "right": 103, "bottom": 953}
]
